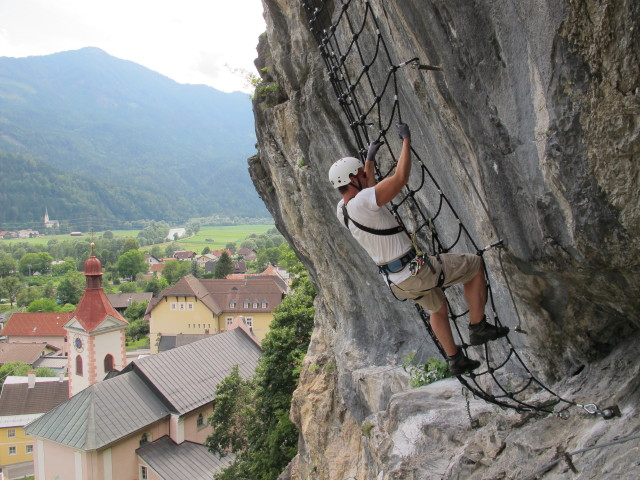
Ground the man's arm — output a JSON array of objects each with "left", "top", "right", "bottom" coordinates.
[
  {"left": 374, "top": 123, "right": 411, "bottom": 206},
  {"left": 365, "top": 141, "right": 382, "bottom": 188}
]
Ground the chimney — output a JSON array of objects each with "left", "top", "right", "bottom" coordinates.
[{"left": 28, "top": 370, "right": 36, "bottom": 389}]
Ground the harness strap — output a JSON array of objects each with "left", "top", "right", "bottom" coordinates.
[{"left": 342, "top": 204, "right": 405, "bottom": 236}]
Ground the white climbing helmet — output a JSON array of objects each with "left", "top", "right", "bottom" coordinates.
[{"left": 328, "top": 156, "right": 363, "bottom": 188}]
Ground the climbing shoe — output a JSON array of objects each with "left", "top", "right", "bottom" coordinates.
[
  {"left": 447, "top": 349, "right": 481, "bottom": 376},
  {"left": 468, "top": 318, "right": 510, "bottom": 346}
]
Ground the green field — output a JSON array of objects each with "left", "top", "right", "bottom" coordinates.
[
  {"left": 1, "top": 224, "right": 276, "bottom": 253},
  {"left": 167, "top": 224, "right": 276, "bottom": 252}
]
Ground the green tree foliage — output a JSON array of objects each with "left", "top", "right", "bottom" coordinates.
[
  {"left": 57, "top": 270, "right": 85, "bottom": 305},
  {"left": 0, "top": 362, "right": 56, "bottom": 386},
  {"left": 17, "top": 286, "right": 46, "bottom": 308},
  {"left": 144, "top": 276, "right": 168, "bottom": 296},
  {"left": 162, "top": 260, "right": 190, "bottom": 285},
  {"left": 137, "top": 221, "right": 170, "bottom": 246},
  {"left": 125, "top": 319, "right": 149, "bottom": 341},
  {"left": 124, "top": 301, "right": 149, "bottom": 321},
  {"left": 26, "top": 298, "right": 61, "bottom": 313},
  {"left": 214, "top": 252, "right": 234, "bottom": 279},
  {"left": 208, "top": 275, "right": 316, "bottom": 480},
  {"left": 116, "top": 250, "right": 148, "bottom": 280},
  {"left": 19, "top": 252, "right": 53, "bottom": 275},
  {"left": 207, "top": 365, "right": 257, "bottom": 456},
  {"left": 0, "top": 276, "right": 23, "bottom": 306},
  {"left": 51, "top": 258, "right": 77, "bottom": 276},
  {"left": 0, "top": 254, "right": 17, "bottom": 278}
]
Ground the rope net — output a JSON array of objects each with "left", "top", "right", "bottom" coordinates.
[{"left": 303, "top": 0, "right": 584, "bottom": 415}]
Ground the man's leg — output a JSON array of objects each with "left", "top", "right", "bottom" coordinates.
[
  {"left": 463, "top": 259, "right": 487, "bottom": 325},
  {"left": 429, "top": 301, "right": 458, "bottom": 356}
]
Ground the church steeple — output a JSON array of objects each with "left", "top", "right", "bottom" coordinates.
[{"left": 64, "top": 244, "right": 128, "bottom": 396}]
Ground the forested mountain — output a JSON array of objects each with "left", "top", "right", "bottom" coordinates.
[{"left": 0, "top": 47, "right": 267, "bottom": 229}]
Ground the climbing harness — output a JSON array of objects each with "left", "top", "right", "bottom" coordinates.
[{"left": 303, "top": 0, "right": 618, "bottom": 419}]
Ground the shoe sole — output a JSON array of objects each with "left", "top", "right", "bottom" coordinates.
[
  {"left": 450, "top": 360, "right": 480, "bottom": 376},
  {"left": 468, "top": 327, "right": 510, "bottom": 346}
]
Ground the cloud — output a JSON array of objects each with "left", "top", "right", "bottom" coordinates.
[{"left": 0, "top": 0, "right": 265, "bottom": 92}]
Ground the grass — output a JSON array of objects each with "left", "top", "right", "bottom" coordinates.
[
  {"left": 1, "top": 224, "right": 276, "bottom": 252},
  {"left": 174, "top": 225, "right": 275, "bottom": 252}
]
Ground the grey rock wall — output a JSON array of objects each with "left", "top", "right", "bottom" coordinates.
[{"left": 250, "top": 0, "right": 639, "bottom": 478}]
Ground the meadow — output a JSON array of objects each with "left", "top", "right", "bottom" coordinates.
[{"left": 2, "top": 224, "right": 276, "bottom": 252}]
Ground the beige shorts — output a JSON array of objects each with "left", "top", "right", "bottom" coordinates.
[{"left": 390, "top": 253, "right": 482, "bottom": 312}]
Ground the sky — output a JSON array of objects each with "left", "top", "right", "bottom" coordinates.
[{"left": 0, "top": 0, "right": 266, "bottom": 93}]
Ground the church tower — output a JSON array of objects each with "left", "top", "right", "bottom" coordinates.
[{"left": 64, "top": 244, "right": 128, "bottom": 397}]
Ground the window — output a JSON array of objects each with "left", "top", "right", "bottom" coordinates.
[
  {"left": 140, "top": 433, "right": 150, "bottom": 447},
  {"left": 7, "top": 429, "right": 15, "bottom": 438},
  {"left": 197, "top": 413, "right": 205, "bottom": 428},
  {"left": 187, "top": 302, "right": 194, "bottom": 310},
  {"left": 253, "top": 302, "right": 258, "bottom": 308},
  {"left": 104, "top": 354, "right": 114, "bottom": 372},
  {"left": 9, "top": 446, "right": 16, "bottom": 455},
  {"left": 226, "top": 317, "right": 233, "bottom": 327},
  {"left": 243, "top": 301, "right": 249, "bottom": 308},
  {"left": 140, "top": 465, "right": 148, "bottom": 480},
  {"left": 76, "top": 355, "right": 83, "bottom": 376},
  {"left": 170, "top": 302, "right": 177, "bottom": 310},
  {"left": 26, "top": 444, "right": 33, "bottom": 454},
  {"left": 244, "top": 317, "right": 253, "bottom": 328},
  {"left": 262, "top": 301, "right": 268, "bottom": 309},
  {"left": 229, "top": 301, "right": 236, "bottom": 309}
]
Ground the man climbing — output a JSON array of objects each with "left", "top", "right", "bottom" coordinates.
[{"left": 328, "top": 122, "right": 509, "bottom": 375}]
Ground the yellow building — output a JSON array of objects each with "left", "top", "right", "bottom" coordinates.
[
  {"left": 0, "top": 374, "right": 68, "bottom": 477},
  {"left": 147, "top": 274, "right": 287, "bottom": 353}
]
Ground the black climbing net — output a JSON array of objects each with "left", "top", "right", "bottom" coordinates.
[{"left": 303, "top": 0, "right": 617, "bottom": 419}]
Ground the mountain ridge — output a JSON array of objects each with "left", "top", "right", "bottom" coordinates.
[{"left": 0, "top": 47, "right": 267, "bottom": 228}]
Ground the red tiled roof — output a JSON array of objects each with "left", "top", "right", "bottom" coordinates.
[
  {"left": 2, "top": 312, "right": 74, "bottom": 337},
  {"left": 71, "top": 255, "right": 128, "bottom": 333}
]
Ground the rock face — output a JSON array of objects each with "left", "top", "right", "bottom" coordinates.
[{"left": 250, "top": 1, "right": 640, "bottom": 478}]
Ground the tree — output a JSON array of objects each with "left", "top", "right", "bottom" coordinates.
[
  {"left": 214, "top": 252, "right": 234, "bottom": 279},
  {"left": 201, "top": 246, "right": 211, "bottom": 255},
  {"left": 0, "top": 254, "right": 17, "bottom": 278},
  {"left": 26, "top": 298, "right": 60, "bottom": 313},
  {"left": 19, "top": 252, "right": 53, "bottom": 275},
  {"left": 144, "top": 276, "right": 168, "bottom": 296},
  {"left": 125, "top": 319, "right": 149, "bottom": 341},
  {"left": 207, "top": 365, "right": 256, "bottom": 457},
  {"left": 124, "top": 301, "right": 149, "bottom": 321},
  {"left": 17, "top": 286, "right": 43, "bottom": 307},
  {"left": 51, "top": 258, "right": 76, "bottom": 276},
  {"left": 118, "top": 281, "right": 137, "bottom": 293},
  {"left": 0, "top": 362, "right": 56, "bottom": 386},
  {"left": 102, "top": 230, "right": 114, "bottom": 239},
  {"left": 162, "top": 260, "right": 190, "bottom": 285},
  {"left": 208, "top": 275, "right": 316, "bottom": 480},
  {"left": 57, "top": 270, "right": 85, "bottom": 305},
  {"left": 115, "top": 250, "right": 148, "bottom": 281},
  {"left": 0, "top": 276, "right": 23, "bottom": 307}
]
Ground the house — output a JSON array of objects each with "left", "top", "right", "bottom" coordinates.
[
  {"left": 18, "top": 230, "right": 39, "bottom": 239},
  {"left": 204, "top": 259, "right": 247, "bottom": 275},
  {"left": 1, "top": 312, "right": 74, "bottom": 355},
  {"left": 195, "top": 253, "right": 218, "bottom": 268},
  {"left": 26, "top": 327, "right": 261, "bottom": 480},
  {"left": 144, "top": 254, "right": 162, "bottom": 266},
  {"left": 0, "top": 343, "right": 61, "bottom": 366},
  {"left": 106, "top": 292, "right": 153, "bottom": 316},
  {"left": 0, "top": 372, "right": 68, "bottom": 478},
  {"left": 236, "top": 248, "right": 257, "bottom": 262},
  {"left": 172, "top": 250, "right": 196, "bottom": 261},
  {"left": 147, "top": 274, "right": 286, "bottom": 351}
]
